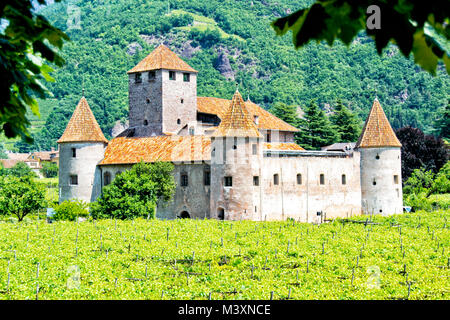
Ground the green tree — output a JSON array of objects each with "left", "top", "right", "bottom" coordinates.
[
  {"left": 0, "top": 144, "right": 7, "bottom": 159},
  {"left": 272, "top": 0, "right": 449, "bottom": 75},
  {"left": 269, "top": 102, "right": 299, "bottom": 127},
  {"left": 0, "top": 0, "right": 69, "bottom": 142},
  {"left": 91, "top": 161, "right": 175, "bottom": 220},
  {"left": 41, "top": 162, "right": 58, "bottom": 178},
  {"left": 330, "top": 100, "right": 361, "bottom": 142},
  {"left": 8, "top": 161, "right": 37, "bottom": 178},
  {"left": 296, "top": 100, "right": 338, "bottom": 150},
  {"left": 0, "top": 175, "right": 46, "bottom": 221},
  {"left": 431, "top": 161, "right": 450, "bottom": 194},
  {"left": 433, "top": 103, "right": 450, "bottom": 140}
]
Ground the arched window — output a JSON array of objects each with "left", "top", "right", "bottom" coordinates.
[
  {"left": 342, "top": 174, "right": 346, "bottom": 185},
  {"left": 297, "top": 174, "right": 302, "bottom": 185},
  {"left": 273, "top": 174, "right": 279, "bottom": 185},
  {"left": 180, "top": 211, "right": 190, "bottom": 219},
  {"left": 104, "top": 172, "right": 111, "bottom": 186},
  {"left": 320, "top": 174, "right": 325, "bottom": 185}
]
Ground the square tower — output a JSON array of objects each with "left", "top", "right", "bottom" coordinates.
[{"left": 127, "top": 44, "right": 198, "bottom": 137}]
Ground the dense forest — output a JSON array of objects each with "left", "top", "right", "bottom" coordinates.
[{"left": 3, "top": 0, "right": 449, "bottom": 151}]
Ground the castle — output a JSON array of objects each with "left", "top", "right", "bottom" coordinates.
[{"left": 57, "top": 44, "right": 403, "bottom": 221}]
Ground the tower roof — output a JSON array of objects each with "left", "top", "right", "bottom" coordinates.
[
  {"left": 355, "top": 98, "right": 401, "bottom": 148},
  {"left": 212, "top": 90, "right": 263, "bottom": 138},
  {"left": 57, "top": 97, "right": 108, "bottom": 144},
  {"left": 127, "top": 44, "right": 197, "bottom": 74}
]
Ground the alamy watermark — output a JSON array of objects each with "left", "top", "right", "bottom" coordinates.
[{"left": 366, "top": 5, "right": 381, "bottom": 30}]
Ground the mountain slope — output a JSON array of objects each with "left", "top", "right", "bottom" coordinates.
[{"left": 25, "top": 0, "right": 449, "bottom": 151}]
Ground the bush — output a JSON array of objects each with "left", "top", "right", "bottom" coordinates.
[
  {"left": 90, "top": 161, "right": 175, "bottom": 220},
  {"left": 41, "top": 162, "right": 58, "bottom": 178},
  {"left": 7, "top": 161, "right": 37, "bottom": 178},
  {"left": 432, "top": 161, "right": 450, "bottom": 194},
  {"left": 53, "top": 200, "right": 89, "bottom": 221}
]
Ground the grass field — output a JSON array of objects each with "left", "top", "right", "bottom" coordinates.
[{"left": 0, "top": 210, "right": 448, "bottom": 300}]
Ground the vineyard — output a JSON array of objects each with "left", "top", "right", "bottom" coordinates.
[{"left": 0, "top": 210, "right": 448, "bottom": 300}]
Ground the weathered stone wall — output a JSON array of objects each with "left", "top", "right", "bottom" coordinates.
[
  {"left": 210, "top": 137, "right": 263, "bottom": 220},
  {"left": 162, "top": 70, "right": 197, "bottom": 134},
  {"left": 59, "top": 142, "right": 106, "bottom": 204},
  {"left": 359, "top": 147, "right": 403, "bottom": 215},
  {"left": 128, "top": 70, "right": 164, "bottom": 136},
  {"left": 99, "top": 163, "right": 211, "bottom": 219},
  {"left": 259, "top": 153, "right": 362, "bottom": 222}
]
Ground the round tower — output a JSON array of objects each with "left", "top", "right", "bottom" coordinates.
[
  {"left": 57, "top": 96, "right": 108, "bottom": 204},
  {"left": 356, "top": 98, "right": 403, "bottom": 215},
  {"left": 210, "top": 90, "right": 263, "bottom": 220}
]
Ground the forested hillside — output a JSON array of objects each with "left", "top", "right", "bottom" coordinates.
[{"left": 6, "top": 0, "right": 449, "bottom": 151}]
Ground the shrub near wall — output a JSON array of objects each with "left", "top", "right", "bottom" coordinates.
[{"left": 53, "top": 200, "right": 89, "bottom": 221}]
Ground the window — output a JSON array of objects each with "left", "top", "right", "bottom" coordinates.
[
  {"left": 320, "top": 174, "right": 325, "bottom": 185},
  {"left": 143, "top": 119, "right": 148, "bottom": 126},
  {"left": 253, "top": 176, "right": 259, "bottom": 186},
  {"left": 232, "top": 145, "right": 237, "bottom": 150},
  {"left": 224, "top": 176, "right": 232, "bottom": 187},
  {"left": 266, "top": 131, "right": 271, "bottom": 142},
  {"left": 71, "top": 148, "right": 76, "bottom": 158},
  {"left": 252, "top": 144, "right": 257, "bottom": 155},
  {"left": 70, "top": 175, "right": 78, "bottom": 185},
  {"left": 169, "top": 71, "right": 176, "bottom": 80},
  {"left": 104, "top": 172, "right": 111, "bottom": 186},
  {"left": 135, "top": 73, "right": 142, "bottom": 83},
  {"left": 181, "top": 98, "right": 184, "bottom": 104},
  {"left": 254, "top": 115, "right": 259, "bottom": 125},
  {"left": 394, "top": 175, "right": 399, "bottom": 184},
  {"left": 204, "top": 171, "right": 211, "bottom": 186},
  {"left": 373, "top": 179, "right": 377, "bottom": 186},
  {"left": 189, "top": 127, "right": 195, "bottom": 135},
  {"left": 183, "top": 73, "right": 190, "bottom": 82},
  {"left": 148, "top": 71, "right": 156, "bottom": 81},
  {"left": 375, "top": 154, "right": 380, "bottom": 160},
  {"left": 273, "top": 174, "right": 279, "bottom": 185},
  {"left": 297, "top": 174, "right": 302, "bottom": 185},
  {"left": 177, "top": 119, "right": 181, "bottom": 125},
  {"left": 341, "top": 174, "right": 347, "bottom": 185},
  {"left": 146, "top": 98, "right": 150, "bottom": 104},
  {"left": 180, "top": 173, "right": 188, "bottom": 187}
]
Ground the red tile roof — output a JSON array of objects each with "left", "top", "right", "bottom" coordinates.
[
  {"left": 57, "top": 97, "right": 108, "bottom": 144},
  {"left": 356, "top": 98, "right": 402, "bottom": 148},
  {"left": 127, "top": 44, "right": 197, "bottom": 74},
  {"left": 264, "top": 142, "right": 304, "bottom": 151},
  {"left": 197, "top": 96, "right": 299, "bottom": 132},
  {"left": 99, "top": 136, "right": 211, "bottom": 165},
  {"left": 212, "top": 90, "right": 262, "bottom": 138}
]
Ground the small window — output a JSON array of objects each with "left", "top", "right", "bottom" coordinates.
[
  {"left": 71, "top": 148, "right": 76, "bottom": 158},
  {"left": 70, "top": 175, "right": 78, "bottom": 185},
  {"left": 273, "top": 174, "right": 279, "bottom": 185},
  {"left": 189, "top": 127, "right": 195, "bottom": 135},
  {"left": 181, "top": 98, "right": 184, "bottom": 104},
  {"left": 143, "top": 119, "right": 148, "bottom": 126},
  {"left": 104, "top": 172, "right": 111, "bottom": 186},
  {"left": 204, "top": 171, "right": 211, "bottom": 186},
  {"left": 252, "top": 144, "right": 257, "bottom": 155},
  {"left": 232, "top": 145, "right": 237, "bottom": 150},
  {"left": 320, "top": 174, "right": 325, "bottom": 185},
  {"left": 148, "top": 71, "right": 156, "bottom": 81},
  {"left": 394, "top": 175, "right": 399, "bottom": 184},
  {"left": 253, "top": 115, "right": 259, "bottom": 125},
  {"left": 169, "top": 71, "right": 176, "bottom": 80},
  {"left": 177, "top": 119, "right": 181, "bottom": 124},
  {"left": 297, "top": 174, "right": 302, "bottom": 185},
  {"left": 180, "top": 173, "right": 188, "bottom": 187},
  {"left": 342, "top": 174, "right": 346, "bottom": 185},
  {"left": 183, "top": 73, "right": 190, "bottom": 82},
  {"left": 135, "top": 73, "right": 142, "bottom": 83},
  {"left": 146, "top": 98, "right": 150, "bottom": 104},
  {"left": 266, "top": 132, "right": 271, "bottom": 143},
  {"left": 224, "top": 176, "right": 232, "bottom": 187},
  {"left": 375, "top": 154, "right": 380, "bottom": 160},
  {"left": 253, "top": 176, "right": 259, "bottom": 186},
  {"left": 373, "top": 180, "right": 377, "bottom": 186}
]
